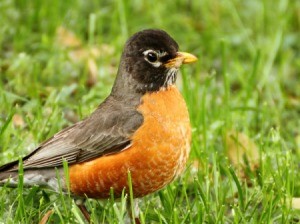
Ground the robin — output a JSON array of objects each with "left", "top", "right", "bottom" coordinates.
[{"left": 0, "top": 29, "right": 197, "bottom": 221}]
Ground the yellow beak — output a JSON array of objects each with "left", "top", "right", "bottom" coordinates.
[{"left": 165, "top": 51, "right": 198, "bottom": 68}]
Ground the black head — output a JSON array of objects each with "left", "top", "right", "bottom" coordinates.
[{"left": 112, "top": 29, "right": 197, "bottom": 96}]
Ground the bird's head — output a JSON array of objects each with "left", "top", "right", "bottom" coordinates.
[{"left": 112, "top": 29, "right": 197, "bottom": 95}]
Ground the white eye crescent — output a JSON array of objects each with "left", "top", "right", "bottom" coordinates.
[{"left": 143, "top": 50, "right": 167, "bottom": 67}]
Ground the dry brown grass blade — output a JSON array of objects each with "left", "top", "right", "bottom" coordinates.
[
  {"left": 226, "top": 130, "right": 260, "bottom": 178},
  {"left": 39, "top": 209, "right": 54, "bottom": 224},
  {"left": 86, "top": 58, "right": 98, "bottom": 87},
  {"left": 56, "top": 26, "right": 82, "bottom": 48},
  {"left": 12, "top": 114, "right": 25, "bottom": 128}
]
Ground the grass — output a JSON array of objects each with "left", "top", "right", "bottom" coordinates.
[{"left": 0, "top": 0, "right": 299, "bottom": 223}]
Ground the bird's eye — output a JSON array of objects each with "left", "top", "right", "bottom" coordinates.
[
  {"left": 146, "top": 52, "right": 158, "bottom": 62},
  {"left": 143, "top": 50, "right": 164, "bottom": 67}
]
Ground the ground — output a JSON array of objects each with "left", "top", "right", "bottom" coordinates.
[{"left": 0, "top": 0, "right": 299, "bottom": 223}]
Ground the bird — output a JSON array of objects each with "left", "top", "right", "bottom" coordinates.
[{"left": 0, "top": 29, "right": 197, "bottom": 222}]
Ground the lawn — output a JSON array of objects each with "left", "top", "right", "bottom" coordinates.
[{"left": 0, "top": 0, "right": 299, "bottom": 223}]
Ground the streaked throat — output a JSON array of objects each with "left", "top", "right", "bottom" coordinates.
[{"left": 162, "top": 67, "right": 178, "bottom": 89}]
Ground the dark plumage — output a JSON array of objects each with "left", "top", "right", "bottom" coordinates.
[
  {"left": 0, "top": 29, "right": 193, "bottom": 181},
  {"left": 112, "top": 29, "right": 179, "bottom": 94},
  {"left": 0, "top": 28, "right": 198, "bottom": 223}
]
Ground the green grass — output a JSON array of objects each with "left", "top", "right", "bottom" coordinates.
[{"left": 0, "top": 0, "right": 299, "bottom": 223}]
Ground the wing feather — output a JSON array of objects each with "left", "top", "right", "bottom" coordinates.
[{"left": 3, "top": 96, "right": 143, "bottom": 171}]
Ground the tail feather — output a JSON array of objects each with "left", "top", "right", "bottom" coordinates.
[
  {"left": 0, "top": 171, "right": 18, "bottom": 187},
  {"left": 0, "top": 159, "right": 19, "bottom": 172},
  {"left": 0, "top": 166, "right": 64, "bottom": 192},
  {"left": 0, "top": 159, "right": 19, "bottom": 187}
]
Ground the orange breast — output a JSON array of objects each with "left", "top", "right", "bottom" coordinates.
[{"left": 69, "top": 86, "right": 191, "bottom": 198}]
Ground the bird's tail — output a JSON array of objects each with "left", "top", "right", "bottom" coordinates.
[
  {"left": 0, "top": 172, "right": 19, "bottom": 187},
  {"left": 0, "top": 160, "right": 64, "bottom": 192},
  {"left": 0, "top": 159, "right": 19, "bottom": 187}
]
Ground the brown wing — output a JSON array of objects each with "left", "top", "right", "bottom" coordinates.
[{"left": 0, "top": 96, "right": 143, "bottom": 171}]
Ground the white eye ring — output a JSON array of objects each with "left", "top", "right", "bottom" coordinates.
[{"left": 143, "top": 50, "right": 167, "bottom": 68}]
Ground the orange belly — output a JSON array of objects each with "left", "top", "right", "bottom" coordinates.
[{"left": 69, "top": 86, "right": 191, "bottom": 198}]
